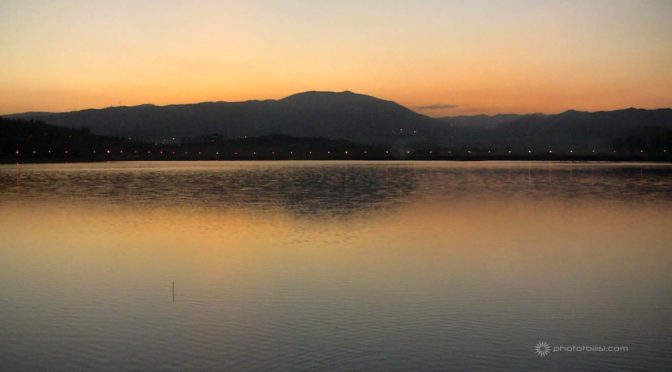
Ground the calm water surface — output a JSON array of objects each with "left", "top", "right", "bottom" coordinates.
[{"left": 1, "top": 161, "right": 671, "bottom": 371}]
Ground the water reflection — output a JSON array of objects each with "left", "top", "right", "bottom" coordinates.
[
  {"left": 1, "top": 162, "right": 421, "bottom": 217},
  {"left": 0, "top": 161, "right": 671, "bottom": 370},
  {"left": 1, "top": 161, "right": 671, "bottom": 216}
]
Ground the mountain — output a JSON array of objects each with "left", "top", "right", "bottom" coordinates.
[
  {"left": 0, "top": 117, "right": 390, "bottom": 161},
  {"left": 0, "top": 117, "right": 148, "bottom": 159},
  {"left": 441, "top": 108, "right": 672, "bottom": 153},
  {"left": 6, "top": 91, "right": 443, "bottom": 146},
  {"left": 438, "top": 114, "right": 530, "bottom": 129},
  {"left": 6, "top": 91, "right": 672, "bottom": 155}
]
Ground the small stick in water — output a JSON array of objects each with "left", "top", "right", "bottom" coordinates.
[{"left": 172, "top": 281, "right": 175, "bottom": 303}]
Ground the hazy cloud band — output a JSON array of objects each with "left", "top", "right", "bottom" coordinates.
[{"left": 415, "top": 104, "right": 458, "bottom": 110}]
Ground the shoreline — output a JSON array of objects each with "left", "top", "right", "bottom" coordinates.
[{"left": 3, "top": 156, "right": 671, "bottom": 164}]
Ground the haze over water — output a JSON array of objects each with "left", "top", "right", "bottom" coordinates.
[{"left": 1, "top": 161, "right": 671, "bottom": 370}]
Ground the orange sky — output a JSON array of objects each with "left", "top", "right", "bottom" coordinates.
[{"left": 1, "top": 0, "right": 671, "bottom": 116}]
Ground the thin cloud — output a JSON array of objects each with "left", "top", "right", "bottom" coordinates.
[{"left": 415, "top": 103, "right": 459, "bottom": 110}]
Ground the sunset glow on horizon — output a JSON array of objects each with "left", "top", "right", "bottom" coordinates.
[{"left": 1, "top": 0, "right": 671, "bottom": 116}]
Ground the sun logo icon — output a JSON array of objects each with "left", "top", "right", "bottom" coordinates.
[{"left": 535, "top": 341, "right": 552, "bottom": 357}]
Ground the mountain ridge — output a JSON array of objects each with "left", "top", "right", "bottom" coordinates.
[
  {"left": 6, "top": 91, "right": 441, "bottom": 146},
  {"left": 7, "top": 92, "right": 667, "bottom": 126},
  {"left": 5, "top": 91, "right": 672, "bottom": 154}
]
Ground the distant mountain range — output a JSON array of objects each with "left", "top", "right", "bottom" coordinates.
[
  {"left": 440, "top": 109, "right": 672, "bottom": 153},
  {"left": 438, "top": 113, "right": 532, "bottom": 128},
  {"left": 7, "top": 91, "right": 441, "bottom": 146},
  {"left": 5, "top": 91, "right": 672, "bottom": 155}
]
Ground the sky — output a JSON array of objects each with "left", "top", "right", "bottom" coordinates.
[{"left": 1, "top": 0, "right": 671, "bottom": 116}]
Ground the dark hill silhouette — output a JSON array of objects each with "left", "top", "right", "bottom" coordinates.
[
  {"left": 7, "top": 91, "right": 441, "bottom": 146},
  {"left": 2, "top": 117, "right": 670, "bottom": 162},
  {"left": 438, "top": 114, "right": 531, "bottom": 128},
  {"left": 441, "top": 108, "right": 672, "bottom": 153},
  {"left": 6, "top": 91, "right": 672, "bottom": 155},
  {"left": 0, "top": 117, "right": 148, "bottom": 160},
  {"left": 0, "top": 117, "right": 392, "bottom": 161}
]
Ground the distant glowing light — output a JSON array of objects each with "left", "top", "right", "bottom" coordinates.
[{"left": 527, "top": 150, "right": 532, "bottom": 154}]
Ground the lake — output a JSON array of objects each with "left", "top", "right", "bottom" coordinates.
[{"left": 1, "top": 161, "right": 671, "bottom": 370}]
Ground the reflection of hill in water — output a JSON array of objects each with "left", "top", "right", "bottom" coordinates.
[
  {"left": 1, "top": 163, "right": 671, "bottom": 217},
  {"left": 0, "top": 165, "right": 420, "bottom": 217}
]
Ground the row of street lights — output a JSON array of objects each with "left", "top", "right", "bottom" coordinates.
[{"left": 13, "top": 148, "right": 669, "bottom": 157}]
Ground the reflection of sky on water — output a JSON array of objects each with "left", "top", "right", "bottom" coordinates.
[{"left": 0, "top": 161, "right": 671, "bottom": 370}]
